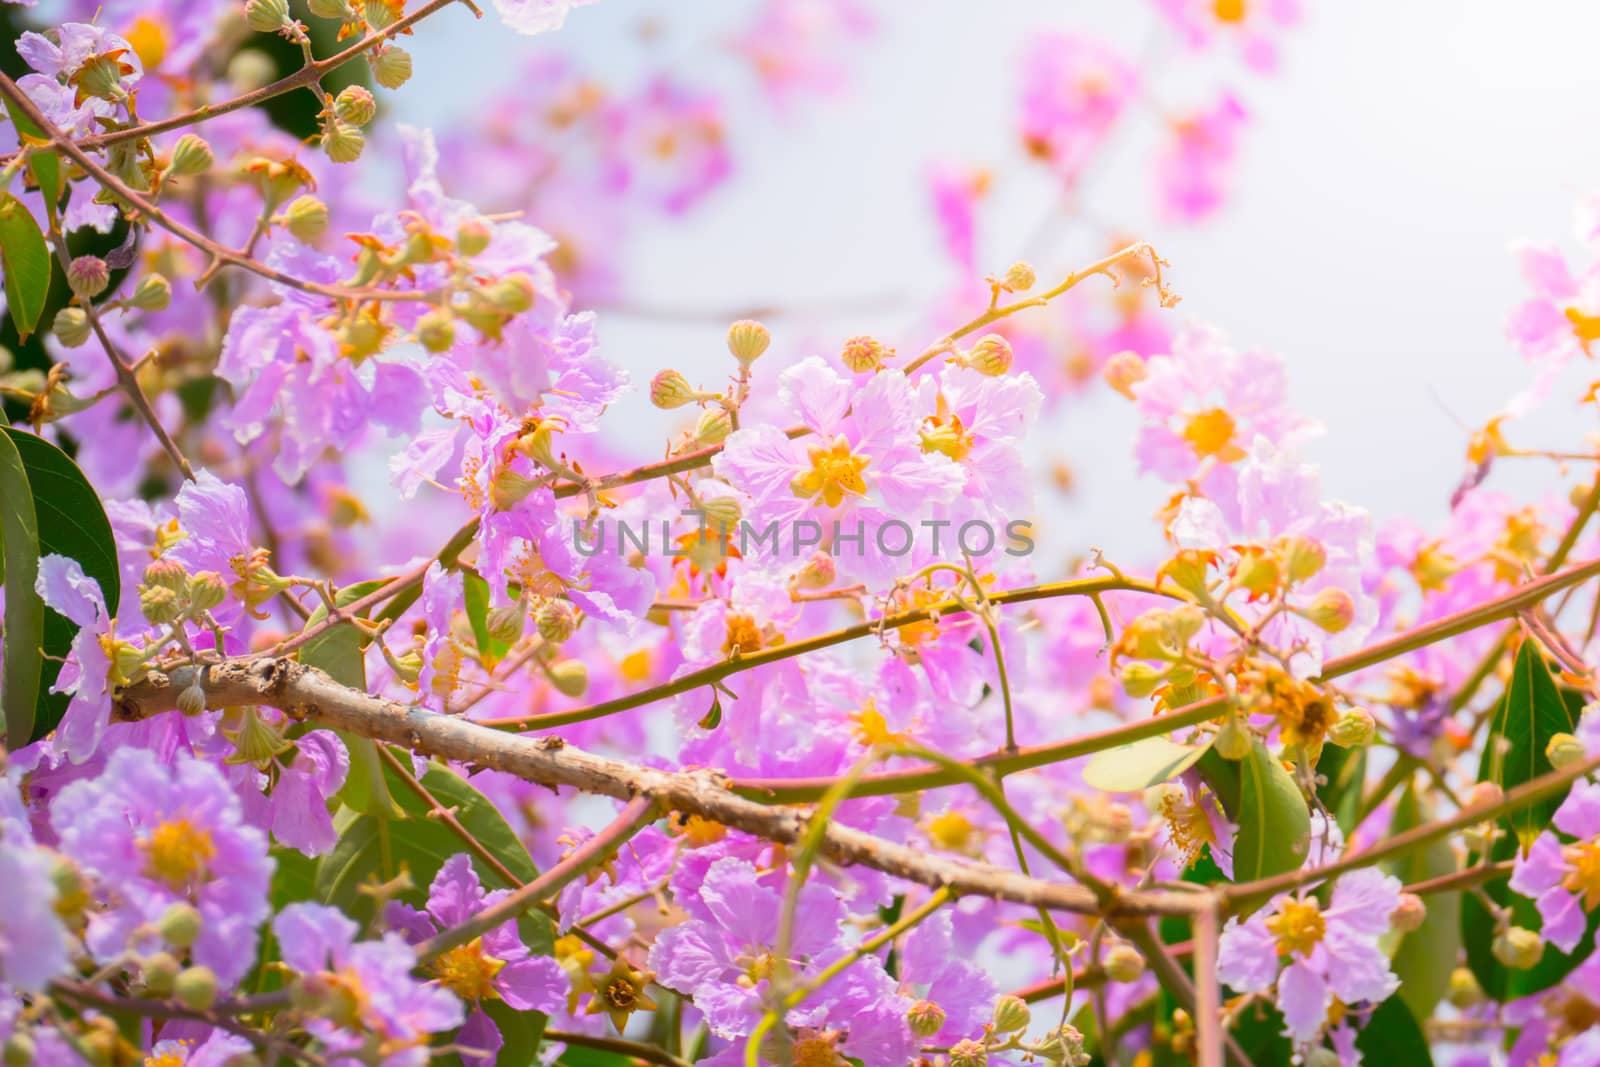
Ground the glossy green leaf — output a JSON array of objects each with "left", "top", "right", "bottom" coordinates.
[
  {"left": 1354, "top": 995, "right": 1432, "bottom": 1064},
  {"left": 462, "top": 569, "right": 510, "bottom": 664},
  {"left": 3, "top": 428, "right": 119, "bottom": 742},
  {"left": 302, "top": 579, "right": 396, "bottom": 817},
  {"left": 0, "top": 194, "right": 51, "bottom": 339},
  {"left": 1233, "top": 739, "right": 1311, "bottom": 887},
  {"left": 1478, "top": 640, "right": 1576, "bottom": 845},
  {"left": 1387, "top": 786, "right": 1460, "bottom": 1020},
  {"left": 0, "top": 428, "right": 41, "bottom": 746},
  {"left": 1461, "top": 831, "right": 1599, "bottom": 1001},
  {"left": 10, "top": 110, "right": 60, "bottom": 211},
  {"left": 1083, "top": 735, "right": 1213, "bottom": 793}
]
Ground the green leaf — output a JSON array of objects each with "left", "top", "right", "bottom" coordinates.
[
  {"left": 1082, "top": 735, "right": 1212, "bottom": 793},
  {"left": 0, "top": 194, "right": 51, "bottom": 339},
  {"left": 301, "top": 579, "right": 397, "bottom": 817},
  {"left": 0, "top": 428, "right": 41, "bottom": 746},
  {"left": 461, "top": 569, "right": 511, "bottom": 665},
  {"left": 317, "top": 756, "right": 548, "bottom": 945},
  {"left": 10, "top": 110, "right": 60, "bottom": 212},
  {"left": 1353, "top": 996, "right": 1432, "bottom": 1066},
  {"left": 1315, "top": 742, "right": 1366, "bottom": 836},
  {"left": 1387, "top": 786, "right": 1460, "bottom": 1020},
  {"left": 1478, "top": 640, "right": 1577, "bottom": 845},
  {"left": 1461, "top": 831, "right": 1599, "bottom": 1001},
  {"left": 2, "top": 428, "right": 119, "bottom": 742},
  {"left": 481, "top": 1000, "right": 546, "bottom": 1067},
  {"left": 1232, "top": 739, "right": 1311, "bottom": 887}
]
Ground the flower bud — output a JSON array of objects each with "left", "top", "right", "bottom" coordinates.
[
  {"left": 188, "top": 571, "right": 228, "bottom": 613},
  {"left": 1492, "top": 926, "right": 1543, "bottom": 970},
  {"left": 334, "top": 85, "right": 377, "bottom": 126},
  {"left": 282, "top": 195, "right": 329, "bottom": 242},
  {"left": 1119, "top": 661, "right": 1167, "bottom": 699},
  {"left": 839, "top": 335, "right": 889, "bottom": 373},
  {"left": 157, "top": 902, "right": 203, "bottom": 948},
  {"left": 51, "top": 306, "right": 92, "bottom": 347},
  {"left": 244, "top": 0, "right": 292, "bottom": 33},
  {"left": 370, "top": 46, "right": 413, "bottom": 89},
  {"left": 1547, "top": 731, "right": 1586, "bottom": 771},
  {"left": 1304, "top": 1050, "right": 1339, "bottom": 1067},
  {"left": 1303, "top": 587, "right": 1355, "bottom": 633},
  {"left": 948, "top": 1039, "right": 987, "bottom": 1067},
  {"left": 1468, "top": 781, "right": 1504, "bottom": 810},
  {"left": 1103, "top": 943, "right": 1146, "bottom": 983},
  {"left": 67, "top": 256, "right": 110, "bottom": 300},
  {"left": 322, "top": 122, "right": 365, "bottom": 164},
  {"left": 144, "top": 558, "right": 188, "bottom": 592},
  {"left": 991, "top": 994, "right": 1030, "bottom": 1033},
  {"left": 962, "top": 334, "right": 1013, "bottom": 377},
  {"left": 486, "top": 604, "right": 524, "bottom": 646},
  {"left": 452, "top": 218, "right": 493, "bottom": 258},
  {"left": 139, "top": 951, "right": 180, "bottom": 996},
  {"left": 227, "top": 49, "right": 276, "bottom": 92},
  {"left": 414, "top": 309, "right": 455, "bottom": 353},
  {"left": 650, "top": 369, "right": 699, "bottom": 410},
  {"left": 1214, "top": 714, "right": 1253, "bottom": 761},
  {"left": 1002, "top": 260, "right": 1036, "bottom": 291},
  {"left": 549, "top": 660, "right": 588, "bottom": 697},
  {"left": 489, "top": 273, "right": 536, "bottom": 314},
  {"left": 906, "top": 999, "right": 946, "bottom": 1038},
  {"left": 1157, "top": 549, "right": 1214, "bottom": 600},
  {"left": 307, "top": 0, "right": 356, "bottom": 18},
  {"left": 130, "top": 273, "right": 172, "bottom": 312},
  {"left": 726, "top": 319, "right": 770, "bottom": 364},
  {"left": 1231, "top": 546, "right": 1280, "bottom": 599},
  {"left": 140, "top": 584, "right": 183, "bottom": 625},
  {"left": 699, "top": 495, "right": 742, "bottom": 532},
  {"left": 793, "top": 551, "right": 836, "bottom": 590},
  {"left": 693, "top": 407, "right": 733, "bottom": 447},
  {"left": 390, "top": 650, "right": 422, "bottom": 685},
  {"left": 490, "top": 468, "right": 538, "bottom": 511},
  {"left": 1446, "top": 966, "right": 1484, "bottom": 1009},
  {"left": 1276, "top": 534, "right": 1326, "bottom": 584},
  {"left": 535, "top": 599, "right": 578, "bottom": 644},
  {"left": 1103, "top": 350, "right": 1147, "bottom": 399},
  {"left": 2, "top": 1034, "right": 34, "bottom": 1067},
  {"left": 177, "top": 683, "right": 207, "bottom": 718},
  {"left": 169, "top": 134, "right": 214, "bottom": 177},
  {"left": 1391, "top": 892, "right": 1427, "bottom": 933},
  {"left": 174, "top": 965, "right": 219, "bottom": 1011},
  {"left": 1328, "top": 707, "right": 1375, "bottom": 748}
]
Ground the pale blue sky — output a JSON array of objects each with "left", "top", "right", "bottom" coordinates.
[{"left": 397, "top": 0, "right": 1600, "bottom": 561}]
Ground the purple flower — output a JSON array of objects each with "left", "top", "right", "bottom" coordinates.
[
  {"left": 386, "top": 854, "right": 568, "bottom": 1065},
  {"left": 1509, "top": 780, "right": 1600, "bottom": 953},
  {"left": 50, "top": 748, "right": 272, "bottom": 988},
  {"left": 33, "top": 555, "right": 120, "bottom": 762},
  {"left": 267, "top": 730, "right": 350, "bottom": 856},
  {"left": 492, "top": 0, "right": 598, "bottom": 35},
  {"left": 0, "top": 779, "right": 72, "bottom": 992},
  {"left": 1217, "top": 865, "right": 1401, "bottom": 1045},
  {"left": 274, "top": 903, "right": 463, "bottom": 1067},
  {"left": 647, "top": 857, "right": 846, "bottom": 1038}
]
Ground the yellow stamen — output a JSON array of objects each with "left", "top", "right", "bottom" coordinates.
[
  {"left": 142, "top": 818, "right": 217, "bottom": 890},
  {"left": 428, "top": 939, "right": 506, "bottom": 1002},
  {"left": 1213, "top": 0, "right": 1248, "bottom": 22},
  {"left": 790, "top": 435, "right": 870, "bottom": 508},
  {"left": 1181, "top": 408, "right": 1245, "bottom": 462},
  {"left": 1265, "top": 898, "right": 1326, "bottom": 958},
  {"left": 1563, "top": 839, "right": 1600, "bottom": 911}
]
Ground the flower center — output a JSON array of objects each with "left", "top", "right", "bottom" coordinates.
[
  {"left": 1213, "top": 0, "right": 1248, "bottom": 22},
  {"left": 792, "top": 1032, "right": 845, "bottom": 1067},
  {"left": 1265, "top": 898, "right": 1326, "bottom": 958},
  {"left": 852, "top": 702, "right": 910, "bottom": 747},
  {"left": 429, "top": 939, "right": 505, "bottom": 1002},
  {"left": 790, "top": 435, "right": 870, "bottom": 508},
  {"left": 142, "top": 817, "right": 217, "bottom": 890},
  {"left": 927, "top": 810, "right": 977, "bottom": 852},
  {"left": 1568, "top": 306, "right": 1600, "bottom": 352},
  {"left": 1563, "top": 839, "right": 1600, "bottom": 910},
  {"left": 723, "top": 612, "right": 765, "bottom": 656},
  {"left": 738, "top": 951, "right": 777, "bottom": 988},
  {"left": 920, "top": 411, "right": 975, "bottom": 462},
  {"left": 1181, "top": 408, "right": 1243, "bottom": 461}
]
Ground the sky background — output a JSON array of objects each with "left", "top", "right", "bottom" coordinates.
[{"left": 397, "top": 0, "right": 1600, "bottom": 564}]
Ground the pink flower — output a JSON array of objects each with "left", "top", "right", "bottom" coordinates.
[
  {"left": 386, "top": 855, "right": 568, "bottom": 1066},
  {"left": 491, "top": 0, "right": 598, "bottom": 35},
  {"left": 33, "top": 555, "right": 122, "bottom": 762},
  {"left": 1218, "top": 858, "right": 1401, "bottom": 1046},
  {"left": 1152, "top": 0, "right": 1303, "bottom": 73},
  {"left": 1155, "top": 93, "right": 1249, "bottom": 223},
  {"left": 1019, "top": 33, "right": 1138, "bottom": 184},
  {"left": 1509, "top": 781, "right": 1600, "bottom": 953}
]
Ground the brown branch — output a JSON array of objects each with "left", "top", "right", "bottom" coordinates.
[
  {"left": 0, "top": 0, "right": 473, "bottom": 164},
  {"left": 114, "top": 658, "right": 1199, "bottom": 919}
]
